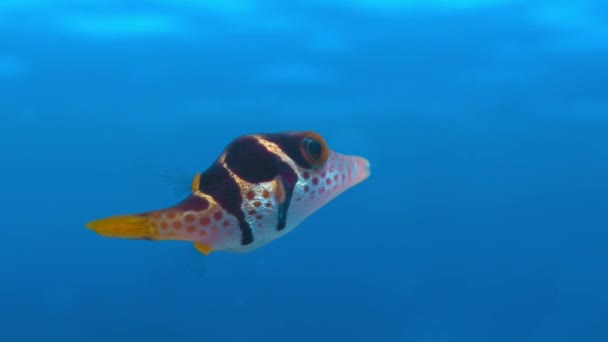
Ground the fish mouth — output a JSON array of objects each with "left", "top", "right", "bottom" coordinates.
[
  {"left": 328, "top": 152, "right": 371, "bottom": 187},
  {"left": 353, "top": 156, "right": 371, "bottom": 184}
]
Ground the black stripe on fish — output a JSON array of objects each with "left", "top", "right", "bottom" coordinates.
[
  {"left": 197, "top": 162, "right": 254, "bottom": 245},
  {"left": 261, "top": 132, "right": 314, "bottom": 169},
  {"left": 223, "top": 135, "right": 298, "bottom": 231},
  {"left": 224, "top": 135, "right": 282, "bottom": 183}
]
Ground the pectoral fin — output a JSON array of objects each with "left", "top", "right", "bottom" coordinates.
[
  {"left": 273, "top": 175, "right": 286, "bottom": 204},
  {"left": 274, "top": 169, "right": 297, "bottom": 231}
]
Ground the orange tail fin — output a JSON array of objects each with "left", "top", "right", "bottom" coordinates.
[{"left": 86, "top": 215, "right": 156, "bottom": 240}]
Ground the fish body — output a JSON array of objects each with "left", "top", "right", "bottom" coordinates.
[{"left": 86, "top": 131, "right": 370, "bottom": 255}]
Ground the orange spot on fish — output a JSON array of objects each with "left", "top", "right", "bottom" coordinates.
[
  {"left": 248, "top": 209, "right": 256, "bottom": 215},
  {"left": 172, "top": 221, "right": 182, "bottom": 230},
  {"left": 200, "top": 217, "right": 210, "bottom": 226},
  {"left": 187, "top": 225, "right": 196, "bottom": 233},
  {"left": 213, "top": 211, "right": 223, "bottom": 220},
  {"left": 254, "top": 201, "right": 262, "bottom": 208},
  {"left": 262, "top": 190, "right": 270, "bottom": 199},
  {"left": 160, "top": 221, "right": 169, "bottom": 230},
  {"left": 167, "top": 212, "right": 176, "bottom": 219},
  {"left": 246, "top": 191, "right": 255, "bottom": 200},
  {"left": 222, "top": 220, "right": 230, "bottom": 228},
  {"left": 185, "top": 214, "right": 195, "bottom": 222},
  {"left": 265, "top": 202, "right": 272, "bottom": 208}
]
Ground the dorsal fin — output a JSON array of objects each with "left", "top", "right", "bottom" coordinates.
[
  {"left": 160, "top": 169, "right": 196, "bottom": 197},
  {"left": 191, "top": 173, "right": 201, "bottom": 192}
]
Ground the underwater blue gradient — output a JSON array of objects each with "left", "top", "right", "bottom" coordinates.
[{"left": 1, "top": 0, "right": 607, "bottom": 341}]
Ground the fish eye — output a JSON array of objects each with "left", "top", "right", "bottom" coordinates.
[{"left": 300, "top": 132, "right": 328, "bottom": 167}]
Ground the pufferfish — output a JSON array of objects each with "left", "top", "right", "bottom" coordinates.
[{"left": 85, "top": 131, "right": 370, "bottom": 255}]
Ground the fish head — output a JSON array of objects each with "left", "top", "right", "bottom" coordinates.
[
  {"left": 227, "top": 131, "right": 371, "bottom": 230},
  {"left": 285, "top": 132, "right": 370, "bottom": 226}
]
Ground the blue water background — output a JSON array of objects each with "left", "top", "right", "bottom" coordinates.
[{"left": 1, "top": 1, "right": 607, "bottom": 341}]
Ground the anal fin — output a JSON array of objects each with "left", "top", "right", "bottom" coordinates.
[{"left": 194, "top": 242, "right": 213, "bottom": 256}]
